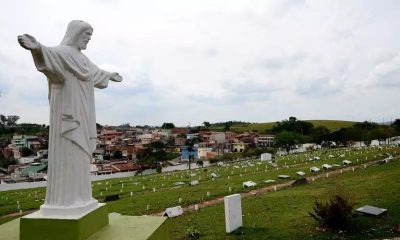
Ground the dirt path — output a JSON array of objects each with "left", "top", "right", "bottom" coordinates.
[
  {"left": 0, "top": 209, "right": 36, "bottom": 219},
  {"left": 151, "top": 157, "right": 396, "bottom": 216}
]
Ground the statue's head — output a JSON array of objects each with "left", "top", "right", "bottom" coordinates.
[{"left": 60, "top": 20, "right": 93, "bottom": 50}]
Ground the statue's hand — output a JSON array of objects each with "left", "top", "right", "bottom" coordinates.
[
  {"left": 17, "top": 34, "right": 40, "bottom": 51},
  {"left": 110, "top": 72, "right": 123, "bottom": 82}
]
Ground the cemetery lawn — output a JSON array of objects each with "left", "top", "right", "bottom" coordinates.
[
  {"left": 0, "top": 146, "right": 399, "bottom": 239},
  {"left": 167, "top": 159, "right": 400, "bottom": 240}
]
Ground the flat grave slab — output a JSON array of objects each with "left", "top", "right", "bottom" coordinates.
[
  {"left": 278, "top": 175, "right": 291, "bottom": 179},
  {"left": 296, "top": 171, "right": 306, "bottom": 176},
  {"left": 164, "top": 206, "right": 183, "bottom": 218},
  {"left": 243, "top": 181, "right": 257, "bottom": 187},
  {"left": 356, "top": 205, "right": 387, "bottom": 216}
]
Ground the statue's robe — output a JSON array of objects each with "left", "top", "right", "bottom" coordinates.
[{"left": 31, "top": 44, "right": 110, "bottom": 213}]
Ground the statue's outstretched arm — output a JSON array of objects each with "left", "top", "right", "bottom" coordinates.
[
  {"left": 17, "top": 34, "right": 40, "bottom": 51},
  {"left": 110, "top": 72, "right": 123, "bottom": 82}
]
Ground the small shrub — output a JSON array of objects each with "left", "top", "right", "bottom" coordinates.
[
  {"left": 309, "top": 195, "right": 353, "bottom": 230},
  {"left": 185, "top": 226, "right": 201, "bottom": 240}
]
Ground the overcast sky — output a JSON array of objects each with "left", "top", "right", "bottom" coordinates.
[{"left": 1, "top": 0, "right": 399, "bottom": 126}]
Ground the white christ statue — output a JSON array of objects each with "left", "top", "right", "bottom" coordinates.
[{"left": 18, "top": 20, "right": 122, "bottom": 216}]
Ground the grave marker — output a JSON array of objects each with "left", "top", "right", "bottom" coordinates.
[
  {"left": 164, "top": 206, "right": 183, "bottom": 218},
  {"left": 224, "top": 194, "right": 242, "bottom": 233}
]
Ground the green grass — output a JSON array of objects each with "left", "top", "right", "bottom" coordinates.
[
  {"left": 211, "top": 120, "right": 356, "bottom": 133},
  {"left": 0, "top": 146, "right": 399, "bottom": 239},
  {"left": 167, "top": 159, "right": 400, "bottom": 239}
]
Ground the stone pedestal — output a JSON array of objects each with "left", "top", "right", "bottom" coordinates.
[
  {"left": 1, "top": 208, "right": 168, "bottom": 240},
  {"left": 20, "top": 203, "right": 108, "bottom": 240}
]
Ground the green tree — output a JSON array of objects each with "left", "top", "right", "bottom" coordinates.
[
  {"left": 185, "top": 139, "right": 195, "bottom": 170},
  {"left": 224, "top": 121, "right": 232, "bottom": 131},
  {"left": 196, "top": 159, "right": 204, "bottom": 168},
  {"left": 161, "top": 123, "right": 175, "bottom": 129},
  {"left": 137, "top": 141, "right": 169, "bottom": 169},
  {"left": 146, "top": 141, "right": 165, "bottom": 150},
  {"left": 272, "top": 117, "right": 314, "bottom": 136},
  {"left": 203, "top": 121, "right": 211, "bottom": 128},
  {"left": 274, "top": 131, "right": 302, "bottom": 153},
  {"left": 112, "top": 150, "right": 123, "bottom": 159},
  {"left": 21, "top": 147, "right": 34, "bottom": 157},
  {"left": 96, "top": 123, "right": 103, "bottom": 130},
  {"left": 0, "top": 152, "right": 17, "bottom": 168},
  {"left": 6, "top": 115, "right": 20, "bottom": 126},
  {"left": 392, "top": 119, "right": 400, "bottom": 133}
]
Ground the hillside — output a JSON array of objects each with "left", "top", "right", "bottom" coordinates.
[{"left": 211, "top": 120, "right": 356, "bottom": 133}]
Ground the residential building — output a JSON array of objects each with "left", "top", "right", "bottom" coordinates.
[
  {"left": 211, "top": 132, "right": 226, "bottom": 144},
  {"left": 256, "top": 135, "right": 275, "bottom": 147},
  {"left": 11, "top": 135, "right": 27, "bottom": 148},
  {"left": 197, "top": 147, "right": 213, "bottom": 159},
  {"left": 180, "top": 146, "right": 198, "bottom": 160},
  {"left": 18, "top": 156, "right": 37, "bottom": 164},
  {"left": 232, "top": 142, "right": 247, "bottom": 153}
]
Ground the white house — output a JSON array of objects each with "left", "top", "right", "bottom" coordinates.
[
  {"left": 370, "top": 140, "right": 380, "bottom": 146},
  {"left": 18, "top": 156, "right": 37, "bottom": 164}
]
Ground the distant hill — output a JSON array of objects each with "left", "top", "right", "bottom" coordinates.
[{"left": 211, "top": 120, "right": 356, "bottom": 133}]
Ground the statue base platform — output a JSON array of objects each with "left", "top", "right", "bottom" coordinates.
[
  {"left": 0, "top": 209, "right": 168, "bottom": 240},
  {"left": 20, "top": 203, "right": 109, "bottom": 240}
]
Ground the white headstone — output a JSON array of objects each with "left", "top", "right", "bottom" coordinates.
[
  {"left": 164, "top": 206, "right": 183, "bottom": 217},
  {"left": 224, "top": 194, "right": 242, "bottom": 233},
  {"left": 190, "top": 180, "right": 199, "bottom": 186}
]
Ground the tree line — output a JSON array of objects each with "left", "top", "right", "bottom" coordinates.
[{"left": 273, "top": 117, "right": 400, "bottom": 152}]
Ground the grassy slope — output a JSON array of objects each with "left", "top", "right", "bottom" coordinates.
[
  {"left": 0, "top": 147, "right": 398, "bottom": 239},
  {"left": 211, "top": 120, "right": 356, "bottom": 133},
  {"left": 167, "top": 159, "right": 400, "bottom": 240}
]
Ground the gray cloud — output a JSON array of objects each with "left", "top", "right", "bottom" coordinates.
[{"left": 1, "top": 0, "right": 399, "bottom": 125}]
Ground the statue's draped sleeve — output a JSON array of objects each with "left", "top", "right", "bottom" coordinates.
[
  {"left": 31, "top": 44, "right": 66, "bottom": 85},
  {"left": 91, "top": 62, "right": 111, "bottom": 89}
]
